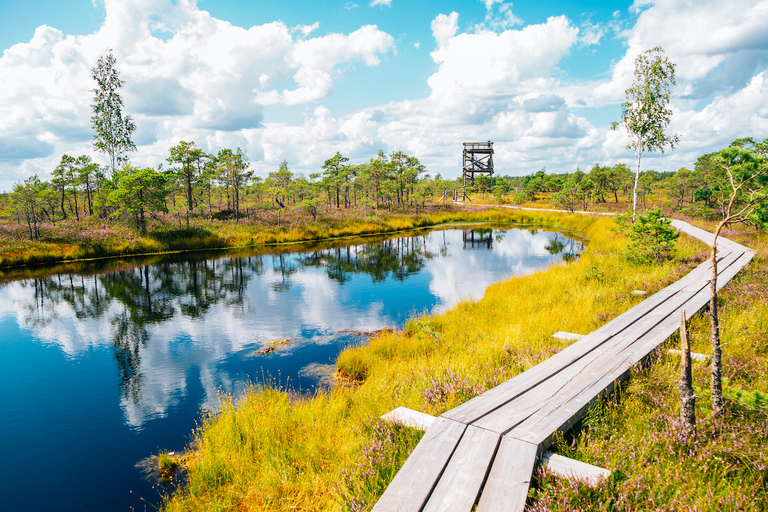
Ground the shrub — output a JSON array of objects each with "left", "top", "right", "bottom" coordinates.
[{"left": 619, "top": 206, "right": 679, "bottom": 263}]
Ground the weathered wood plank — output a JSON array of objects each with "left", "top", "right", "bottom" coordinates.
[
  {"left": 475, "top": 436, "right": 539, "bottom": 512},
  {"left": 511, "top": 268, "right": 747, "bottom": 447},
  {"left": 380, "top": 407, "right": 612, "bottom": 488},
  {"left": 667, "top": 349, "right": 711, "bottom": 361},
  {"left": 382, "top": 407, "right": 437, "bottom": 430},
  {"left": 372, "top": 418, "right": 466, "bottom": 512},
  {"left": 551, "top": 331, "right": 585, "bottom": 341},
  {"left": 422, "top": 426, "right": 501, "bottom": 512},
  {"left": 443, "top": 282, "right": 687, "bottom": 424},
  {"left": 471, "top": 247, "right": 746, "bottom": 435},
  {"left": 492, "top": 251, "right": 749, "bottom": 443},
  {"left": 471, "top": 280, "right": 706, "bottom": 433},
  {"left": 541, "top": 451, "right": 611, "bottom": 486}
]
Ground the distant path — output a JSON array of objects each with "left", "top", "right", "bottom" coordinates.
[{"left": 373, "top": 219, "right": 753, "bottom": 512}]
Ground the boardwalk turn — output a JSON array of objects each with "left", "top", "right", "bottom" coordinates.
[{"left": 373, "top": 220, "right": 754, "bottom": 512}]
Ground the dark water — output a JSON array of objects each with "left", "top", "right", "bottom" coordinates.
[{"left": 0, "top": 226, "right": 583, "bottom": 511}]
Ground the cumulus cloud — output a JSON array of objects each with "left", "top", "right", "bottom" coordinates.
[
  {"left": 0, "top": 0, "right": 393, "bottom": 188},
  {"left": 370, "top": 0, "right": 392, "bottom": 6},
  {"left": 595, "top": 0, "right": 768, "bottom": 167},
  {"left": 596, "top": 0, "right": 768, "bottom": 102},
  {"left": 2, "top": 0, "right": 767, "bottom": 189}
]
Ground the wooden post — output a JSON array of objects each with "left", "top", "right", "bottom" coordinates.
[{"left": 678, "top": 309, "right": 696, "bottom": 436}]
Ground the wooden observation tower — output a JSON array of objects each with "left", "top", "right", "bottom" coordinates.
[{"left": 461, "top": 141, "right": 494, "bottom": 200}]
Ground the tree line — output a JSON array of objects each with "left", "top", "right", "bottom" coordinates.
[
  {"left": 6, "top": 49, "right": 450, "bottom": 239},
  {"left": 9, "top": 143, "right": 447, "bottom": 238}
]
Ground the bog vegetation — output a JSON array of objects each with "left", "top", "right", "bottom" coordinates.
[{"left": 2, "top": 50, "right": 768, "bottom": 511}]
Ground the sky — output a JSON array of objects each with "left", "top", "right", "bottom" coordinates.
[{"left": 1, "top": 0, "right": 767, "bottom": 192}]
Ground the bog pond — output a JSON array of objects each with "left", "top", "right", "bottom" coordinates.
[{"left": 0, "top": 225, "right": 584, "bottom": 511}]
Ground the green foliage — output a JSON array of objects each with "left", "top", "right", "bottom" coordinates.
[
  {"left": 90, "top": 49, "right": 136, "bottom": 173},
  {"left": 613, "top": 46, "right": 679, "bottom": 217},
  {"left": 622, "top": 206, "right": 679, "bottom": 263},
  {"left": 108, "top": 165, "right": 169, "bottom": 234},
  {"left": 616, "top": 47, "right": 679, "bottom": 156},
  {"left": 585, "top": 265, "right": 605, "bottom": 281},
  {"left": 10, "top": 175, "right": 48, "bottom": 240}
]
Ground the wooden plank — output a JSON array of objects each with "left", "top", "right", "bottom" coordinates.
[
  {"left": 443, "top": 283, "right": 686, "bottom": 424},
  {"left": 475, "top": 436, "right": 539, "bottom": 512},
  {"left": 551, "top": 331, "right": 585, "bottom": 341},
  {"left": 541, "top": 451, "right": 611, "bottom": 486},
  {"left": 511, "top": 271, "right": 742, "bottom": 447},
  {"left": 472, "top": 281, "right": 703, "bottom": 433},
  {"left": 501, "top": 275, "right": 723, "bottom": 444},
  {"left": 380, "top": 406, "right": 613, "bottom": 489},
  {"left": 667, "top": 349, "right": 711, "bottom": 362},
  {"left": 372, "top": 418, "right": 467, "bottom": 512},
  {"left": 465, "top": 247, "right": 745, "bottom": 433},
  {"left": 382, "top": 407, "right": 437, "bottom": 430},
  {"left": 422, "top": 426, "right": 501, "bottom": 512}
]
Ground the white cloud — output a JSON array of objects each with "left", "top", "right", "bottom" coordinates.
[
  {"left": 428, "top": 15, "right": 578, "bottom": 109},
  {"left": 595, "top": 0, "right": 768, "bottom": 169},
  {"left": 0, "top": 0, "right": 393, "bottom": 189},
  {"left": 370, "top": 0, "right": 392, "bottom": 6},
  {"left": 482, "top": 0, "right": 504, "bottom": 11},
  {"left": 596, "top": 0, "right": 768, "bottom": 102},
  {"left": 578, "top": 18, "right": 606, "bottom": 47},
  {"left": 2, "top": 0, "right": 768, "bottom": 190},
  {"left": 478, "top": 2, "right": 523, "bottom": 31},
  {"left": 294, "top": 22, "right": 320, "bottom": 36}
]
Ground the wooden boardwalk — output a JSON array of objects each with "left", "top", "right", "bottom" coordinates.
[{"left": 373, "top": 220, "right": 754, "bottom": 512}]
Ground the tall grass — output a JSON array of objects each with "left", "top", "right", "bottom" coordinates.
[{"left": 163, "top": 211, "right": 724, "bottom": 511}]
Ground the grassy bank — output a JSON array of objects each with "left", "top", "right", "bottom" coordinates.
[
  {"left": 530, "top": 225, "right": 768, "bottom": 511},
  {"left": 157, "top": 210, "right": 764, "bottom": 511},
  {"left": 1, "top": 205, "right": 579, "bottom": 270}
]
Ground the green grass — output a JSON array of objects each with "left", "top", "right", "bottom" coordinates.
[
  {"left": 0, "top": 205, "right": 584, "bottom": 270},
  {"left": 530, "top": 226, "right": 768, "bottom": 511},
  {"left": 159, "top": 210, "right": 744, "bottom": 512}
]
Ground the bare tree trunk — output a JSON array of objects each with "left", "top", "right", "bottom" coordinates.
[
  {"left": 678, "top": 310, "right": 696, "bottom": 435},
  {"left": 632, "top": 147, "right": 642, "bottom": 220},
  {"left": 710, "top": 222, "right": 725, "bottom": 415}
]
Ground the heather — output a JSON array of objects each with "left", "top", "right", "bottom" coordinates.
[
  {"left": 160, "top": 211, "right": 736, "bottom": 511},
  {"left": 530, "top": 226, "right": 768, "bottom": 511}
]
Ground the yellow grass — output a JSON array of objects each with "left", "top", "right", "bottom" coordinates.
[{"left": 162, "top": 210, "right": 706, "bottom": 511}]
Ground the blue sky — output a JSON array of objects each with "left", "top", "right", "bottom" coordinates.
[{"left": 1, "top": 0, "right": 767, "bottom": 191}]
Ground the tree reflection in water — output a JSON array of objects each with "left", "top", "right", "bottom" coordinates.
[
  {"left": 298, "top": 235, "right": 433, "bottom": 284},
  {"left": 5, "top": 227, "right": 584, "bottom": 425}
]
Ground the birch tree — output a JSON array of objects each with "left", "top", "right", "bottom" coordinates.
[
  {"left": 613, "top": 46, "right": 679, "bottom": 219},
  {"left": 91, "top": 50, "right": 136, "bottom": 174}
]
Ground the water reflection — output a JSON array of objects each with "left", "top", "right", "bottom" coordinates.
[
  {"left": 463, "top": 228, "right": 493, "bottom": 249},
  {"left": 299, "top": 235, "right": 433, "bottom": 283},
  {"left": 1, "top": 227, "right": 583, "bottom": 430},
  {"left": 0, "top": 226, "right": 586, "bottom": 512}
]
